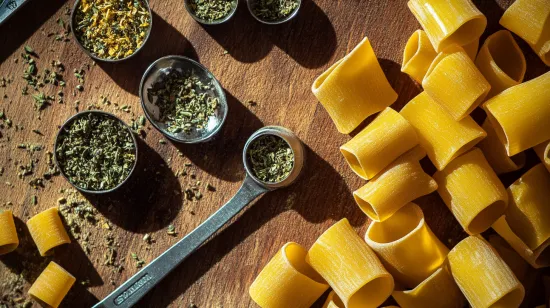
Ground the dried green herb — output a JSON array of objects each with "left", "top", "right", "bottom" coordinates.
[
  {"left": 148, "top": 70, "right": 219, "bottom": 134},
  {"left": 247, "top": 135, "right": 294, "bottom": 183},
  {"left": 24, "top": 45, "right": 34, "bottom": 54},
  {"left": 74, "top": 0, "right": 151, "bottom": 60},
  {"left": 55, "top": 113, "right": 136, "bottom": 191},
  {"left": 167, "top": 224, "right": 177, "bottom": 236},
  {"left": 252, "top": 0, "right": 299, "bottom": 21},
  {"left": 188, "top": 0, "right": 236, "bottom": 22}
]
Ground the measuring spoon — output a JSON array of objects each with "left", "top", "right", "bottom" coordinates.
[{"left": 93, "top": 126, "right": 304, "bottom": 308}]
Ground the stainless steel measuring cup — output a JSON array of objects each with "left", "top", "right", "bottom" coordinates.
[{"left": 93, "top": 126, "right": 304, "bottom": 308}]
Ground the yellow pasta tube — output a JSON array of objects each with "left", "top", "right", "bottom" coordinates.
[
  {"left": 28, "top": 261, "right": 76, "bottom": 308},
  {"left": 407, "top": 0, "right": 487, "bottom": 52},
  {"left": 448, "top": 236, "right": 525, "bottom": 308},
  {"left": 423, "top": 46, "right": 491, "bottom": 120},
  {"left": 353, "top": 147, "right": 437, "bottom": 222},
  {"left": 249, "top": 242, "right": 329, "bottom": 308},
  {"left": 27, "top": 207, "right": 71, "bottom": 256},
  {"left": 475, "top": 30, "right": 526, "bottom": 98},
  {"left": 340, "top": 107, "right": 419, "bottom": 180},
  {"left": 506, "top": 163, "right": 550, "bottom": 251},
  {"left": 433, "top": 148, "right": 508, "bottom": 235},
  {"left": 488, "top": 234, "right": 530, "bottom": 280},
  {"left": 534, "top": 141, "right": 550, "bottom": 172},
  {"left": 400, "top": 92, "right": 486, "bottom": 170},
  {"left": 0, "top": 210, "right": 19, "bottom": 255},
  {"left": 322, "top": 291, "right": 345, "bottom": 308},
  {"left": 462, "top": 39, "right": 479, "bottom": 60},
  {"left": 364, "top": 203, "right": 449, "bottom": 288},
  {"left": 306, "top": 218, "right": 394, "bottom": 308},
  {"left": 402, "top": 30, "right": 437, "bottom": 83},
  {"left": 493, "top": 216, "right": 550, "bottom": 269},
  {"left": 499, "top": 0, "right": 550, "bottom": 66},
  {"left": 477, "top": 119, "right": 525, "bottom": 175},
  {"left": 312, "top": 37, "right": 398, "bottom": 134},
  {"left": 392, "top": 266, "right": 466, "bottom": 308},
  {"left": 483, "top": 71, "right": 550, "bottom": 156}
]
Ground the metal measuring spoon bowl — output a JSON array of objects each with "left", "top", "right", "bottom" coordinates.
[
  {"left": 184, "top": 0, "right": 238, "bottom": 25},
  {"left": 70, "top": 0, "right": 153, "bottom": 62},
  {"left": 93, "top": 126, "right": 303, "bottom": 308},
  {"left": 246, "top": 0, "right": 301, "bottom": 25},
  {"left": 243, "top": 126, "right": 305, "bottom": 190},
  {"left": 139, "top": 55, "right": 228, "bottom": 144},
  {"left": 53, "top": 111, "right": 139, "bottom": 195}
]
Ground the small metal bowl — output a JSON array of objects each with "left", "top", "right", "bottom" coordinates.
[
  {"left": 242, "top": 126, "right": 304, "bottom": 190},
  {"left": 139, "top": 55, "right": 228, "bottom": 144},
  {"left": 247, "top": 0, "right": 301, "bottom": 25},
  {"left": 54, "top": 111, "right": 139, "bottom": 194},
  {"left": 70, "top": 0, "right": 153, "bottom": 62},
  {"left": 184, "top": 0, "right": 238, "bottom": 25}
]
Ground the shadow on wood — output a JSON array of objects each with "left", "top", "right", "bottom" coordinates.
[
  {"left": 97, "top": 11, "right": 198, "bottom": 95},
  {"left": 0, "top": 0, "right": 66, "bottom": 62},
  {"left": 82, "top": 137, "right": 183, "bottom": 233},
  {"left": 172, "top": 90, "right": 264, "bottom": 182},
  {"left": 203, "top": 0, "right": 337, "bottom": 68},
  {"left": 137, "top": 145, "right": 361, "bottom": 307}
]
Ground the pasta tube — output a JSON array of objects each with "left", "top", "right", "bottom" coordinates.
[
  {"left": 27, "top": 207, "right": 71, "bottom": 256},
  {"left": 322, "top": 291, "right": 344, "bottom": 308},
  {"left": 312, "top": 37, "right": 398, "bottom": 134},
  {"left": 448, "top": 236, "right": 524, "bottom": 308},
  {"left": 353, "top": 147, "right": 437, "bottom": 222},
  {"left": 534, "top": 141, "right": 550, "bottom": 172},
  {"left": 28, "top": 261, "right": 76, "bottom": 308},
  {"left": 493, "top": 216, "right": 550, "bottom": 269},
  {"left": 499, "top": 0, "right": 550, "bottom": 66},
  {"left": 434, "top": 148, "right": 507, "bottom": 235},
  {"left": 483, "top": 71, "right": 550, "bottom": 156},
  {"left": 423, "top": 46, "right": 491, "bottom": 120},
  {"left": 462, "top": 39, "right": 479, "bottom": 60},
  {"left": 340, "top": 107, "right": 419, "bottom": 180},
  {"left": 400, "top": 92, "right": 486, "bottom": 170},
  {"left": 475, "top": 30, "right": 526, "bottom": 98},
  {"left": 407, "top": 0, "right": 487, "bottom": 52},
  {"left": 0, "top": 210, "right": 19, "bottom": 255},
  {"left": 478, "top": 119, "right": 525, "bottom": 175},
  {"left": 506, "top": 163, "right": 550, "bottom": 251},
  {"left": 249, "top": 242, "right": 329, "bottom": 308},
  {"left": 402, "top": 30, "right": 437, "bottom": 83},
  {"left": 364, "top": 203, "right": 449, "bottom": 288},
  {"left": 392, "top": 266, "right": 465, "bottom": 308},
  {"left": 306, "top": 218, "right": 394, "bottom": 308}
]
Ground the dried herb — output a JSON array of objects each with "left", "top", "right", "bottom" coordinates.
[
  {"left": 74, "top": 0, "right": 152, "bottom": 60},
  {"left": 148, "top": 70, "right": 219, "bottom": 134},
  {"left": 252, "top": 0, "right": 299, "bottom": 21},
  {"left": 55, "top": 113, "right": 136, "bottom": 191},
  {"left": 247, "top": 135, "right": 294, "bottom": 183},
  {"left": 188, "top": 0, "right": 236, "bottom": 22},
  {"left": 167, "top": 224, "right": 177, "bottom": 236}
]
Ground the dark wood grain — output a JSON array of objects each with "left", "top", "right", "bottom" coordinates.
[{"left": 0, "top": 0, "right": 548, "bottom": 307}]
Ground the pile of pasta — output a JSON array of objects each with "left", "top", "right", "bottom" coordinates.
[
  {"left": 0, "top": 207, "right": 76, "bottom": 307},
  {"left": 250, "top": 0, "right": 550, "bottom": 307}
]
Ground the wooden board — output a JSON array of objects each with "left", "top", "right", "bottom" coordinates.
[{"left": 0, "top": 0, "right": 548, "bottom": 307}]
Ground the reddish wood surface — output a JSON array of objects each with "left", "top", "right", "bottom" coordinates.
[{"left": 0, "top": 0, "right": 548, "bottom": 307}]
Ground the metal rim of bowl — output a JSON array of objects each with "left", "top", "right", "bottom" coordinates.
[
  {"left": 53, "top": 110, "right": 139, "bottom": 194},
  {"left": 70, "top": 0, "right": 154, "bottom": 63},
  {"left": 139, "top": 55, "right": 229, "bottom": 144},
  {"left": 242, "top": 126, "right": 303, "bottom": 189},
  {"left": 246, "top": 0, "right": 301, "bottom": 25},
  {"left": 183, "top": 0, "right": 238, "bottom": 25}
]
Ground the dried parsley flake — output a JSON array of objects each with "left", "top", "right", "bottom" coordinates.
[
  {"left": 148, "top": 70, "right": 219, "bottom": 134},
  {"left": 55, "top": 113, "right": 136, "bottom": 191},
  {"left": 247, "top": 135, "right": 294, "bottom": 183}
]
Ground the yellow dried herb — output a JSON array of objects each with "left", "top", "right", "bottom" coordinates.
[{"left": 74, "top": 0, "right": 151, "bottom": 60}]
